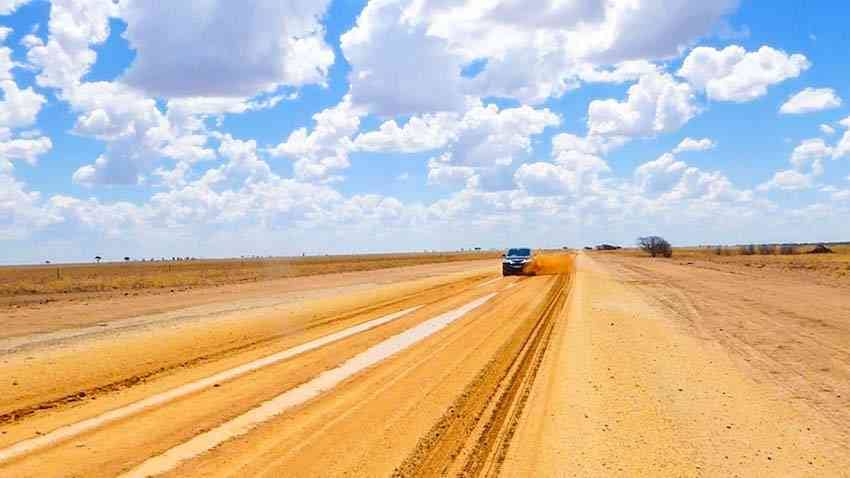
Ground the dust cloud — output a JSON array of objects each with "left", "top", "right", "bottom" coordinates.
[{"left": 526, "top": 254, "right": 575, "bottom": 276}]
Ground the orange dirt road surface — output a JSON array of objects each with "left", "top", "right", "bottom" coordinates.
[{"left": 2, "top": 253, "right": 849, "bottom": 476}]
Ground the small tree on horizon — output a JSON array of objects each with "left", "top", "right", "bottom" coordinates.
[
  {"left": 95, "top": 256, "right": 102, "bottom": 263},
  {"left": 637, "top": 236, "right": 672, "bottom": 258}
]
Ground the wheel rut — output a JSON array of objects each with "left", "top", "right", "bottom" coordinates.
[{"left": 393, "top": 273, "right": 571, "bottom": 477}]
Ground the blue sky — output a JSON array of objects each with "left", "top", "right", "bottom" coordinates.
[{"left": 1, "top": 0, "right": 850, "bottom": 263}]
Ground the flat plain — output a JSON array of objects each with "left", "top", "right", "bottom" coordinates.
[{"left": 0, "top": 249, "right": 848, "bottom": 477}]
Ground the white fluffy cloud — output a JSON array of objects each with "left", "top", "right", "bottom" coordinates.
[
  {"left": 790, "top": 138, "right": 831, "bottom": 170},
  {"left": 0, "top": 136, "right": 52, "bottom": 164},
  {"left": 0, "top": 27, "right": 46, "bottom": 130},
  {"left": 779, "top": 87, "right": 842, "bottom": 114},
  {"left": 759, "top": 138, "right": 830, "bottom": 191},
  {"left": 835, "top": 119, "right": 850, "bottom": 160},
  {"left": 0, "top": 159, "right": 60, "bottom": 240},
  {"left": 673, "top": 137, "right": 715, "bottom": 153},
  {"left": 588, "top": 72, "right": 698, "bottom": 136},
  {"left": 636, "top": 153, "right": 749, "bottom": 202},
  {"left": 425, "top": 101, "right": 560, "bottom": 190},
  {"left": 513, "top": 131, "right": 614, "bottom": 198},
  {"left": 0, "top": 0, "right": 31, "bottom": 15},
  {"left": 68, "top": 82, "right": 184, "bottom": 186},
  {"left": 269, "top": 96, "right": 364, "bottom": 182},
  {"left": 341, "top": 0, "right": 740, "bottom": 112},
  {"left": 353, "top": 112, "right": 457, "bottom": 153},
  {"left": 514, "top": 162, "right": 576, "bottom": 196},
  {"left": 820, "top": 124, "right": 836, "bottom": 135},
  {"left": 759, "top": 169, "right": 815, "bottom": 191},
  {"left": 353, "top": 99, "right": 559, "bottom": 191},
  {"left": 341, "top": 0, "right": 468, "bottom": 116},
  {"left": 678, "top": 45, "right": 809, "bottom": 102},
  {"left": 24, "top": 0, "right": 117, "bottom": 90},
  {"left": 119, "top": 0, "right": 334, "bottom": 98}
]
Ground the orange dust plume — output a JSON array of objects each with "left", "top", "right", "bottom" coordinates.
[{"left": 525, "top": 253, "right": 575, "bottom": 276}]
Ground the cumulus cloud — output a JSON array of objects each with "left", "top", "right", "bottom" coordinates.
[
  {"left": 588, "top": 72, "right": 698, "bottom": 137},
  {"left": 354, "top": 112, "right": 458, "bottom": 153},
  {"left": 341, "top": 0, "right": 468, "bottom": 116},
  {"left": 835, "top": 118, "right": 850, "bottom": 160},
  {"left": 119, "top": 0, "right": 334, "bottom": 98},
  {"left": 514, "top": 162, "right": 576, "bottom": 196},
  {"left": 269, "top": 96, "right": 364, "bottom": 182},
  {"left": 1, "top": 27, "right": 46, "bottom": 130},
  {"left": 759, "top": 138, "right": 830, "bottom": 191},
  {"left": 0, "top": 159, "right": 61, "bottom": 240},
  {"left": 759, "top": 169, "right": 815, "bottom": 191},
  {"left": 513, "top": 130, "right": 614, "bottom": 198},
  {"left": 779, "top": 87, "right": 842, "bottom": 115},
  {"left": 790, "top": 138, "right": 831, "bottom": 170},
  {"left": 584, "top": 0, "right": 739, "bottom": 63},
  {"left": 0, "top": 0, "right": 32, "bottom": 15},
  {"left": 425, "top": 101, "right": 560, "bottom": 190},
  {"left": 820, "top": 124, "right": 836, "bottom": 135},
  {"left": 678, "top": 45, "right": 809, "bottom": 102},
  {"left": 673, "top": 137, "right": 715, "bottom": 154},
  {"left": 24, "top": 0, "right": 117, "bottom": 90},
  {"left": 353, "top": 99, "right": 559, "bottom": 191},
  {"left": 0, "top": 136, "right": 52, "bottom": 164},
  {"left": 340, "top": 0, "right": 740, "bottom": 111},
  {"left": 67, "top": 81, "right": 200, "bottom": 186},
  {"left": 636, "top": 153, "right": 749, "bottom": 202}
]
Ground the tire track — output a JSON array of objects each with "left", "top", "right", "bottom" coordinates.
[
  {"left": 0, "top": 274, "right": 487, "bottom": 427},
  {"left": 393, "top": 273, "right": 570, "bottom": 477}
]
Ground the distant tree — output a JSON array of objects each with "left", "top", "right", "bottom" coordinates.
[
  {"left": 637, "top": 236, "right": 672, "bottom": 258},
  {"left": 124, "top": 257, "right": 130, "bottom": 262},
  {"left": 95, "top": 256, "right": 102, "bottom": 263}
]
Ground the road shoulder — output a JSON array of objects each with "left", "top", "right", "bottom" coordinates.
[{"left": 503, "top": 254, "right": 848, "bottom": 476}]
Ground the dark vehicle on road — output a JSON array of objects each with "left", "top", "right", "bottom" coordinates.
[{"left": 502, "top": 247, "right": 534, "bottom": 276}]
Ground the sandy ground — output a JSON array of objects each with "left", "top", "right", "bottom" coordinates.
[
  {"left": 1, "top": 252, "right": 848, "bottom": 476},
  {"left": 0, "top": 259, "right": 496, "bottom": 343},
  {"left": 504, "top": 254, "right": 850, "bottom": 476}
]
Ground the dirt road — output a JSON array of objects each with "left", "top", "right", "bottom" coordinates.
[{"left": 1, "top": 253, "right": 849, "bottom": 476}]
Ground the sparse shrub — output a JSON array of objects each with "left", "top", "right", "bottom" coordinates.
[
  {"left": 758, "top": 244, "right": 775, "bottom": 255},
  {"left": 779, "top": 244, "right": 798, "bottom": 255},
  {"left": 638, "top": 236, "right": 672, "bottom": 258},
  {"left": 809, "top": 244, "right": 833, "bottom": 254},
  {"left": 739, "top": 244, "right": 756, "bottom": 255}
]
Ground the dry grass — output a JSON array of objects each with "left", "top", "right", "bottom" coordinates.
[
  {"left": 602, "top": 244, "right": 850, "bottom": 284},
  {"left": 0, "top": 252, "right": 500, "bottom": 298}
]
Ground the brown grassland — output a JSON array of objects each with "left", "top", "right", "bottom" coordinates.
[
  {"left": 0, "top": 251, "right": 500, "bottom": 300},
  {"left": 607, "top": 243, "right": 850, "bottom": 286}
]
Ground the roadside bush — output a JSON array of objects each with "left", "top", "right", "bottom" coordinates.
[
  {"left": 779, "top": 244, "right": 798, "bottom": 255},
  {"left": 714, "top": 246, "right": 733, "bottom": 256},
  {"left": 739, "top": 244, "right": 756, "bottom": 255},
  {"left": 638, "top": 236, "right": 672, "bottom": 258},
  {"left": 758, "top": 244, "right": 775, "bottom": 255}
]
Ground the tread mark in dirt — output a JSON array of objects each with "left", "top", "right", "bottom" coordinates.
[
  {"left": 0, "top": 275, "right": 488, "bottom": 426},
  {"left": 393, "top": 273, "right": 571, "bottom": 478}
]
